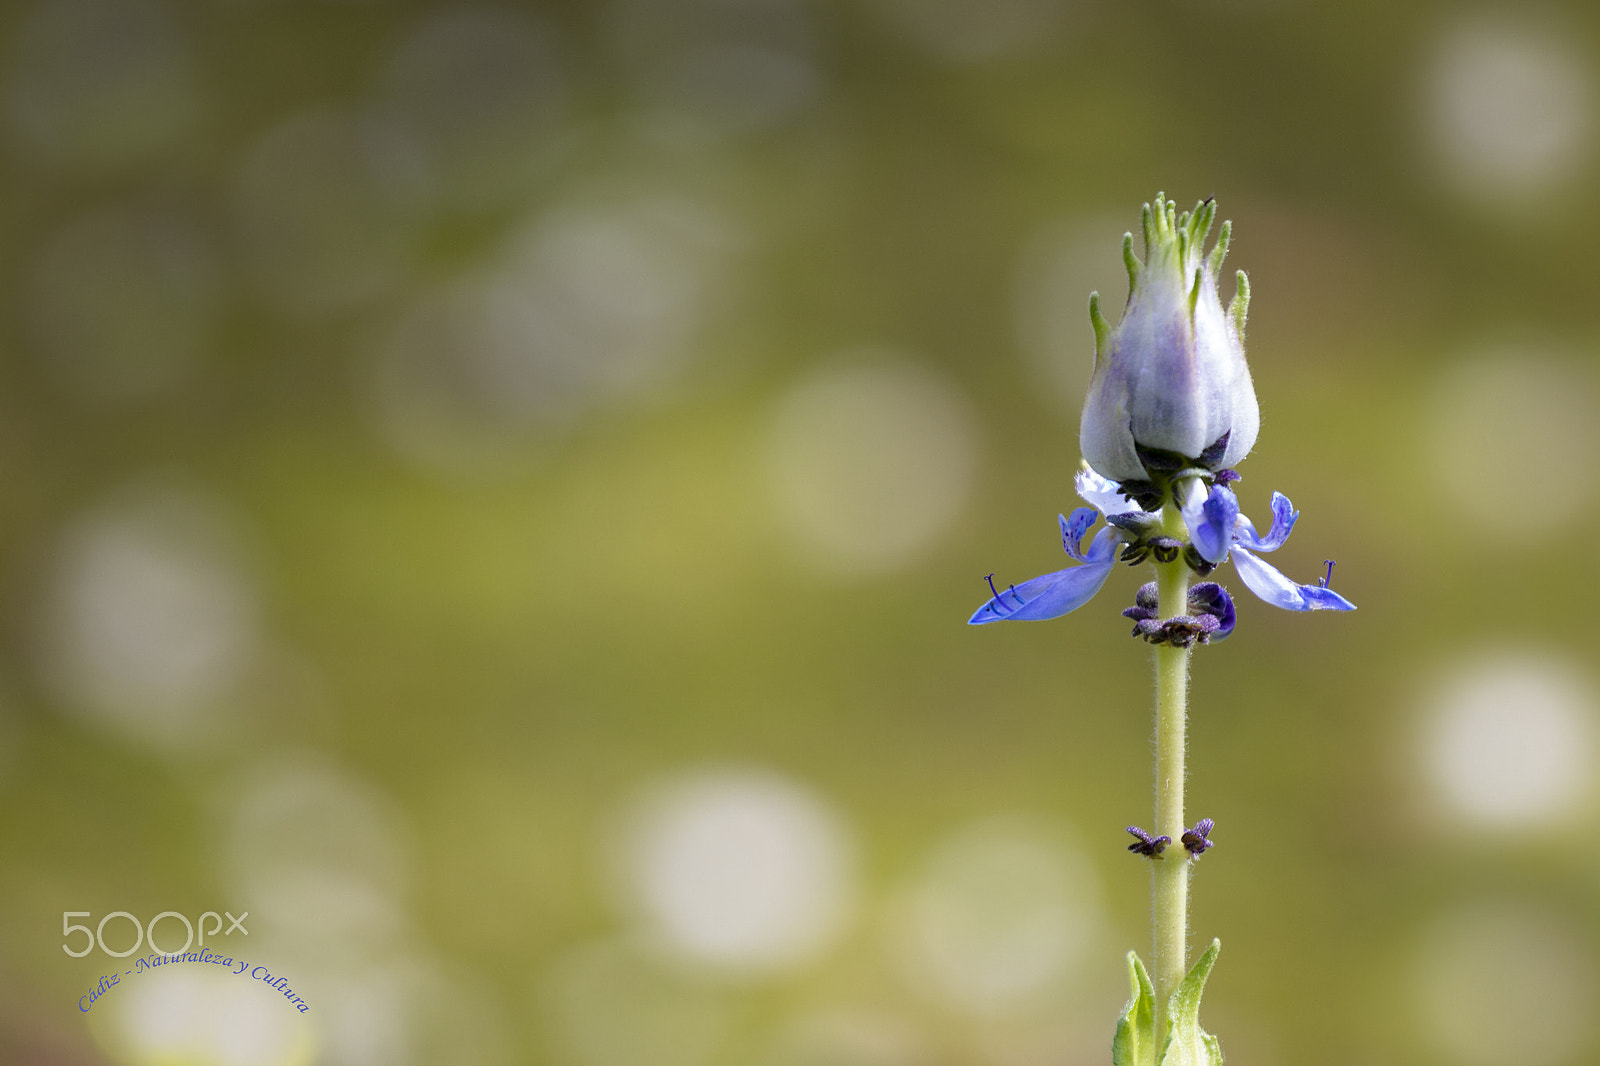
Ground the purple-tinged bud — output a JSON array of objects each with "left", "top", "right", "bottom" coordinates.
[
  {"left": 1181, "top": 818, "right": 1215, "bottom": 858},
  {"left": 1080, "top": 194, "right": 1259, "bottom": 484},
  {"left": 1125, "top": 825, "right": 1170, "bottom": 859}
]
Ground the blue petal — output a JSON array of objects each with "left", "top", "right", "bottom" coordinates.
[
  {"left": 969, "top": 528, "right": 1119, "bottom": 624},
  {"left": 1231, "top": 548, "right": 1357, "bottom": 612},
  {"left": 1075, "top": 468, "right": 1141, "bottom": 516},
  {"left": 1300, "top": 585, "right": 1357, "bottom": 611},
  {"left": 1059, "top": 508, "right": 1100, "bottom": 561},
  {"left": 1181, "top": 482, "right": 1238, "bottom": 564},
  {"left": 1234, "top": 491, "right": 1298, "bottom": 553}
]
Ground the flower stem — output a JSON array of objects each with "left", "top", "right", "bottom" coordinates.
[{"left": 1152, "top": 500, "right": 1191, "bottom": 1046}]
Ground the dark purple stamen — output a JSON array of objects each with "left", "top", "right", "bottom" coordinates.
[
  {"left": 1125, "top": 825, "right": 1170, "bottom": 859},
  {"left": 1319, "top": 560, "right": 1336, "bottom": 589},
  {"left": 981, "top": 574, "right": 1026, "bottom": 616}
]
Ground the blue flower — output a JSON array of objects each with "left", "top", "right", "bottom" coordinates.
[
  {"left": 966, "top": 501, "right": 1121, "bottom": 625},
  {"left": 1180, "top": 482, "right": 1356, "bottom": 612},
  {"left": 969, "top": 471, "right": 1355, "bottom": 628}
]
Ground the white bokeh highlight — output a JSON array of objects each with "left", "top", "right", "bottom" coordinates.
[
  {"left": 1423, "top": 347, "right": 1600, "bottom": 536},
  {"left": 367, "top": 190, "right": 736, "bottom": 475},
  {"left": 892, "top": 817, "right": 1101, "bottom": 1015},
  {"left": 38, "top": 482, "right": 259, "bottom": 751},
  {"left": 1420, "top": 651, "right": 1597, "bottom": 830},
  {"left": 1422, "top": 15, "right": 1596, "bottom": 207},
  {"left": 615, "top": 767, "right": 855, "bottom": 973},
  {"left": 1411, "top": 902, "right": 1597, "bottom": 1066},
  {"left": 768, "top": 356, "right": 980, "bottom": 575},
  {"left": 90, "top": 963, "right": 313, "bottom": 1066}
]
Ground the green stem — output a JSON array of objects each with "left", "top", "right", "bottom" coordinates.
[{"left": 1152, "top": 499, "right": 1191, "bottom": 1047}]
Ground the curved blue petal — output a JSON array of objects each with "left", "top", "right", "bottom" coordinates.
[
  {"left": 1060, "top": 508, "right": 1100, "bottom": 561},
  {"left": 1075, "top": 468, "right": 1141, "bottom": 516},
  {"left": 1300, "top": 585, "right": 1357, "bottom": 611},
  {"left": 1181, "top": 482, "right": 1238, "bottom": 564},
  {"left": 1231, "top": 547, "right": 1356, "bottom": 611},
  {"left": 969, "top": 527, "right": 1119, "bottom": 624},
  {"left": 1234, "top": 491, "right": 1298, "bottom": 553}
]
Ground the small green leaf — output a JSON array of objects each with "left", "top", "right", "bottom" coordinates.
[
  {"left": 1112, "top": 951, "right": 1156, "bottom": 1066},
  {"left": 1157, "top": 939, "right": 1223, "bottom": 1066}
]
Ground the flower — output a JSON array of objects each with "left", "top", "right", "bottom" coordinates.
[
  {"left": 966, "top": 500, "right": 1121, "bottom": 624},
  {"left": 1080, "top": 194, "right": 1258, "bottom": 485},
  {"left": 1180, "top": 481, "right": 1356, "bottom": 612},
  {"left": 968, "top": 470, "right": 1355, "bottom": 627}
]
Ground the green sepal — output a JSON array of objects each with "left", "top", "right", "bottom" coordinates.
[
  {"left": 1157, "top": 939, "right": 1223, "bottom": 1066},
  {"left": 1228, "top": 271, "right": 1250, "bottom": 337},
  {"left": 1206, "top": 220, "right": 1231, "bottom": 277},
  {"left": 1123, "top": 233, "right": 1142, "bottom": 288},
  {"left": 1089, "top": 292, "right": 1111, "bottom": 365},
  {"left": 1112, "top": 951, "right": 1156, "bottom": 1066}
]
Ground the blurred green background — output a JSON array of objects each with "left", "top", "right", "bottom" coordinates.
[{"left": 3, "top": 0, "right": 1600, "bottom": 1063}]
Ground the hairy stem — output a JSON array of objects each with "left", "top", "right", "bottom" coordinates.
[{"left": 1152, "top": 500, "right": 1191, "bottom": 1046}]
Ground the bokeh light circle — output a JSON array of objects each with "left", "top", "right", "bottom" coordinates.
[
  {"left": 767, "top": 355, "right": 980, "bottom": 575},
  {"left": 892, "top": 817, "right": 1101, "bottom": 1015},
  {"left": 1420, "top": 650, "right": 1597, "bottom": 830},
  {"left": 1422, "top": 14, "right": 1596, "bottom": 207},
  {"left": 37, "top": 483, "right": 258, "bottom": 751},
  {"left": 91, "top": 963, "right": 314, "bottom": 1066},
  {"left": 615, "top": 767, "right": 855, "bottom": 973}
]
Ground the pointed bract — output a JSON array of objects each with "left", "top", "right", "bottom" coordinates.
[
  {"left": 1157, "top": 940, "right": 1223, "bottom": 1066},
  {"left": 1113, "top": 952, "right": 1157, "bottom": 1066}
]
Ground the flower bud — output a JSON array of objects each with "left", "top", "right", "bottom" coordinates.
[{"left": 1079, "top": 194, "right": 1258, "bottom": 484}]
